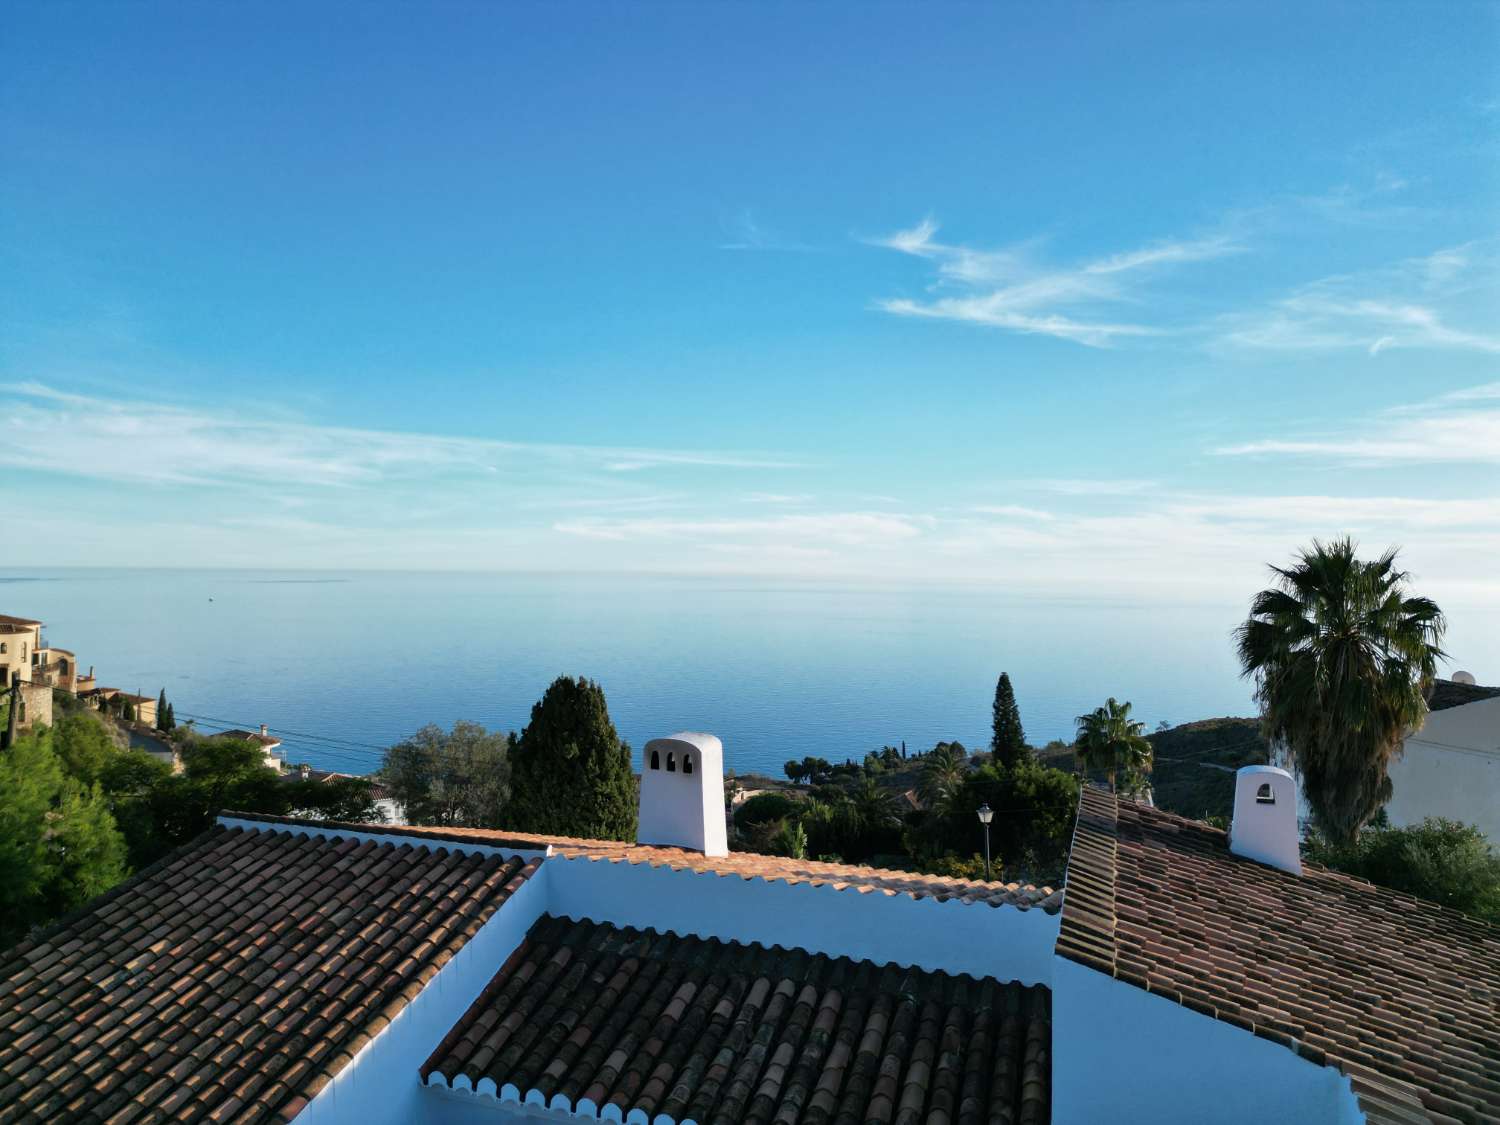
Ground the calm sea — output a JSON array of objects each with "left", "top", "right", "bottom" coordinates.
[{"left": 6, "top": 568, "right": 1491, "bottom": 779}]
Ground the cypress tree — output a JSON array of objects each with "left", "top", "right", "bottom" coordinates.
[
  {"left": 507, "top": 676, "right": 637, "bottom": 841},
  {"left": 991, "top": 672, "right": 1029, "bottom": 768},
  {"left": 163, "top": 702, "right": 176, "bottom": 731},
  {"left": 156, "top": 690, "right": 168, "bottom": 731}
]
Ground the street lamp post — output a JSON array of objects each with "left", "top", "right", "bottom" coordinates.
[{"left": 977, "top": 803, "right": 994, "bottom": 880}]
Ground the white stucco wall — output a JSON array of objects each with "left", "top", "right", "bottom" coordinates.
[
  {"left": 1050, "top": 957, "right": 1363, "bottom": 1125},
  {"left": 544, "top": 853, "right": 1059, "bottom": 985},
  {"left": 1386, "top": 697, "right": 1500, "bottom": 842}
]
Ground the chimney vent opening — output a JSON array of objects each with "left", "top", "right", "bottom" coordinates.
[
  {"left": 650, "top": 749, "right": 660, "bottom": 770},
  {"left": 666, "top": 752, "right": 676, "bottom": 772},
  {"left": 683, "top": 755, "right": 693, "bottom": 775},
  {"left": 1255, "top": 783, "right": 1276, "bottom": 804}
]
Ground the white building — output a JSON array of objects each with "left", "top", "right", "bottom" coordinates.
[{"left": 1386, "top": 674, "right": 1500, "bottom": 842}]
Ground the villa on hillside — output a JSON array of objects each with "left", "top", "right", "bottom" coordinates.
[
  {"left": 0, "top": 732, "right": 1494, "bottom": 1124},
  {"left": 215, "top": 724, "right": 286, "bottom": 773},
  {"left": 1384, "top": 673, "right": 1500, "bottom": 843},
  {"left": 0, "top": 612, "right": 98, "bottom": 740}
]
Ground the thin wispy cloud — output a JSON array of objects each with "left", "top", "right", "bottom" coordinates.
[
  {"left": 0, "top": 382, "right": 807, "bottom": 487},
  {"left": 1219, "top": 244, "right": 1500, "bottom": 356},
  {"left": 869, "top": 219, "right": 1241, "bottom": 347},
  {"left": 718, "top": 210, "right": 815, "bottom": 252},
  {"left": 1216, "top": 380, "right": 1500, "bottom": 465}
]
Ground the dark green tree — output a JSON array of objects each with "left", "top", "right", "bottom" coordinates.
[
  {"left": 1237, "top": 538, "right": 1445, "bottom": 846},
  {"left": 1075, "top": 698, "right": 1153, "bottom": 795},
  {"left": 507, "top": 676, "right": 637, "bottom": 840},
  {"left": 156, "top": 689, "right": 168, "bottom": 731},
  {"left": 163, "top": 702, "right": 175, "bottom": 731},
  {"left": 381, "top": 721, "right": 511, "bottom": 828},
  {"left": 0, "top": 728, "right": 129, "bottom": 947},
  {"left": 991, "top": 673, "right": 1029, "bottom": 767}
]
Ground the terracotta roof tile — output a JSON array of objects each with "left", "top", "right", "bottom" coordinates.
[
  {"left": 1059, "top": 786, "right": 1500, "bottom": 1124},
  {"left": 0, "top": 824, "right": 540, "bottom": 1123},
  {"left": 231, "top": 812, "right": 1063, "bottom": 912},
  {"left": 422, "top": 914, "right": 1052, "bottom": 1125}
]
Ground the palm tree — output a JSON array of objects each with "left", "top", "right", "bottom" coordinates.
[
  {"left": 850, "top": 777, "right": 901, "bottom": 832},
  {"left": 1075, "top": 698, "right": 1153, "bottom": 796},
  {"left": 1237, "top": 538, "right": 1444, "bottom": 847},
  {"left": 918, "top": 742, "right": 967, "bottom": 813}
]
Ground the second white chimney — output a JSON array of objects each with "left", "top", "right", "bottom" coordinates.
[
  {"left": 637, "top": 731, "right": 728, "bottom": 856},
  {"left": 1228, "top": 765, "right": 1301, "bottom": 875}
]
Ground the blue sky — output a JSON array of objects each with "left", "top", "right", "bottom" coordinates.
[{"left": 3, "top": 3, "right": 1498, "bottom": 611}]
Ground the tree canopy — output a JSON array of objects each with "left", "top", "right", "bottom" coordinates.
[
  {"left": 1075, "top": 698, "right": 1153, "bottom": 796},
  {"left": 508, "top": 676, "right": 637, "bottom": 840},
  {"left": 381, "top": 721, "right": 510, "bottom": 828},
  {"left": 1237, "top": 538, "right": 1445, "bottom": 845},
  {"left": 991, "top": 673, "right": 1029, "bottom": 768}
]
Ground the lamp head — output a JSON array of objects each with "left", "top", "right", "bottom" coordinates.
[{"left": 976, "top": 803, "right": 994, "bottom": 825}]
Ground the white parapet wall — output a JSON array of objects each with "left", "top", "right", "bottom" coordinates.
[
  {"left": 544, "top": 852, "right": 1061, "bottom": 985},
  {"left": 1050, "top": 957, "right": 1364, "bottom": 1125}
]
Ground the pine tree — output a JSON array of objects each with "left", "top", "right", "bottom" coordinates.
[
  {"left": 163, "top": 702, "right": 176, "bottom": 731},
  {"left": 156, "top": 690, "right": 168, "bottom": 731},
  {"left": 991, "top": 673, "right": 1029, "bottom": 768},
  {"left": 507, "top": 676, "right": 638, "bottom": 841}
]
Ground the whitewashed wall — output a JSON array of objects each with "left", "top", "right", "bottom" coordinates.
[
  {"left": 546, "top": 854, "right": 1059, "bottom": 985},
  {"left": 1386, "top": 697, "right": 1500, "bottom": 842},
  {"left": 1050, "top": 957, "right": 1364, "bottom": 1125}
]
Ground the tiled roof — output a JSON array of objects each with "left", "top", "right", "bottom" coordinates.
[
  {"left": 232, "top": 813, "right": 1062, "bottom": 912},
  {"left": 0, "top": 615, "right": 42, "bottom": 627},
  {"left": 216, "top": 729, "right": 282, "bottom": 748},
  {"left": 1427, "top": 677, "right": 1500, "bottom": 712},
  {"left": 0, "top": 823, "right": 538, "bottom": 1123},
  {"left": 423, "top": 914, "right": 1051, "bottom": 1125},
  {"left": 1058, "top": 786, "right": 1500, "bottom": 1124}
]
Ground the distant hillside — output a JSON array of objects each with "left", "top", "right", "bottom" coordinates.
[{"left": 1148, "top": 717, "right": 1269, "bottom": 821}]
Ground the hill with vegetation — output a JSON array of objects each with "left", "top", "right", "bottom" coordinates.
[{"left": 1147, "top": 717, "right": 1270, "bottom": 821}]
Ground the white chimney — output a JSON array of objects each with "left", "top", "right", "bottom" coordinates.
[
  {"left": 637, "top": 731, "right": 728, "bottom": 857},
  {"left": 260, "top": 723, "right": 269, "bottom": 737},
  {"left": 1229, "top": 765, "right": 1301, "bottom": 875}
]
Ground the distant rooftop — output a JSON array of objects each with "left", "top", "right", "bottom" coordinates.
[
  {"left": 1428, "top": 676, "right": 1500, "bottom": 712},
  {"left": 0, "top": 614, "right": 41, "bottom": 628}
]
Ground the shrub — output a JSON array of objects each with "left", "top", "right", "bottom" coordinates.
[
  {"left": 1306, "top": 818, "right": 1500, "bottom": 923},
  {"left": 733, "top": 791, "right": 799, "bottom": 829}
]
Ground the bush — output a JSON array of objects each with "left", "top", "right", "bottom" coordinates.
[
  {"left": 734, "top": 791, "right": 799, "bottom": 829},
  {"left": 1306, "top": 818, "right": 1500, "bottom": 923}
]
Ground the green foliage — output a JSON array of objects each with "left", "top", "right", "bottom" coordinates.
[
  {"left": 508, "top": 676, "right": 637, "bottom": 840},
  {"left": 381, "top": 721, "right": 511, "bottom": 828},
  {"left": 1237, "top": 538, "right": 1446, "bottom": 846},
  {"left": 906, "top": 760, "right": 1078, "bottom": 885},
  {"left": 162, "top": 702, "right": 175, "bottom": 731},
  {"left": 0, "top": 727, "right": 128, "bottom": 948},
  {"left": 918, "top": 741, "right": 967, "bottom": 814},
  {"left": 1148, "top": 718, "right": 1269, "bottom": 821},
  {"left": 156, "top": 690, "right": 168, "bottom": 731},
  {"left": 1306, "top": 818, "right": 1500, "bottom": 923},
  {"left": 783, "top": 756, "right": 833, "bottom": 784},
  {"left": 991, "top": 673, "right": 1029, "bottom": 768},
  {"left": 733, "top": 791, "right": 799, "bottom": 829},
  {"left": 772, "top": 819, "right": 808, "bottom": 860},
  {"left": 1075, "top": 698, "right": 1153, "bottom": 795}
]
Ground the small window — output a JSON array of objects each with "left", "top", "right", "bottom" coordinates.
[
  {"left": 1255, "top": 782, "right": 1276, "bottom": 805},
  {"left": 0, "top": 643, "right": 6, "bottom": 654},
  {"left": 650, "top": 749, "right": 660, "bottom": 770},
  {"left": 666, "top": 752, "right": 676, "bottom": 772},
  {"left": 683, "top": 754, "right": 694, "bottom": 776}
]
